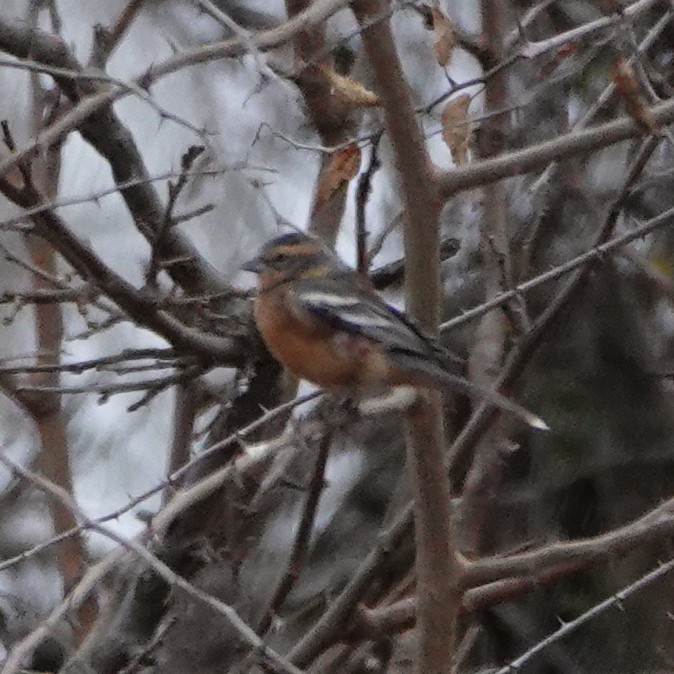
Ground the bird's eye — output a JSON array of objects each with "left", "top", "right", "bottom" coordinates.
[{"left": 268, "top": 251, "right": 289, "bottom": 266}]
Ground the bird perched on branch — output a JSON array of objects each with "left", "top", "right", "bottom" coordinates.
[{"left": 242, "top": 231, "right": 545, "bottom": 429}]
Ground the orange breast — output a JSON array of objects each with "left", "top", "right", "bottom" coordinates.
[{"left": 254, "top": 289, "right": 391, "bottom": 392}]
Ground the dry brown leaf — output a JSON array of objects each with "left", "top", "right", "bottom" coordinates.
[
  {"left": 441, "top": 94, "right": 471, "bottom": 165},
  {"left": 314, "top": 145, "right": 362, "bottom": 213},
  {"left": 612, "top": 57, "right": 659, "bottom": 133},
  {"left": 319, "top": 65, "right": 381, "bottom": 108},
  {"left": 431, "top": 6, "right": 456, "bottom": 67}
]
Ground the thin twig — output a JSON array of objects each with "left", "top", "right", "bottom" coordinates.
[
  {"left": 15, "top": 371, "right": 191, "bottom": 397},
  {"left": 258, "top": 425, "right": 333, "bottom": 634},
  {"left": 355, "top": 132, "right": 382, "bottom": 274},
  {"left": 147, "top": 145, "right": 205, "bottom": 285},
  {"left": 520, "top": 0, "right": 659, "bottom": 59},
  {"left": 519, "top": 9, "right": 672, "bottom": 275},
  {"left": 0, "top": 174, "right": 249, "bottom": 363},
  {"left": 0, "top": 393, "right": 318, "bottom": 581},
  {"left": 104, "top": 0, "right": 145, "bottom": 60},
  {"left": 0, "top": 347, "right": 179, "bottom": 375},
  {"left": 288, "top": 502, "right": 414, "bottom": 667},
  {"left": 0, "top": 164, "right": 268, "bottom": 232},
  {"left": 194, "top": 0, "right": 279, "bottom": 82},
  {"left": 354, "top": 495, "right": 674, "bottom": 635},
  {"left": 1, "top": 5, "right": 673, "bottom": 213}
]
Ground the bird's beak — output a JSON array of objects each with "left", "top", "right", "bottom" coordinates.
[{"left": 241, "top": 255, "right": 261, "bottom": 273}]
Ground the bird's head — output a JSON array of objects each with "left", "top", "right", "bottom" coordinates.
[{"left": 242, "top": 232, "right": 347, "bottom": 287}]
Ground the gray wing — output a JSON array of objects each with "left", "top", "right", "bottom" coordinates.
[{"left": 288, "top": 276, "right": 438, "bottom": 359}]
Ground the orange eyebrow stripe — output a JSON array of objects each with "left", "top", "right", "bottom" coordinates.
[
  {"left": 273, "top": 243, "right": 319, "bottom": 256},
  {"left": 300, "top": 265, "right": 329, "bottom": 277}
]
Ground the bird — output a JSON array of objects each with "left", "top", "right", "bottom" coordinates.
[{"left": 242, "top": 231, "right": 546, "bottom": 429}]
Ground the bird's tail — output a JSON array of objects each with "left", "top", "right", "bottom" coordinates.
[
  {"left": 393, "top": 355, "right": 547, "bottom": 430},
  {"left": 436, "top": 369, "right": 547, "bottom": 430}
]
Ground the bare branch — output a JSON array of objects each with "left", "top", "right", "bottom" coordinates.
[
  {"left": 258, "top": 425, "right": 332, "bottom": 634},
  {"left": 437, "top": 98, "right": 674, "bottom": 199},
  {"left": 355, "top": 132, "right": 382, "bottom": 273},
  {"left": 0, "top": 454, "right": 305, "bottom": 674},
  {"left": 352, "top": 2, "right": 456, "bottom": 672},
  {"left": 0, "top": 0, "right": 353, "bottom": 196},
  {"left": 494, "top": 556, "right": 674, "bottom": 674},
  {"left": 463, "top": 495, "right": 674, "bottom": 587},
  {"left": 0, "top": 19, "right": 224, "bottom": 297},
  {"left": 103, "top": 0, "right": 146, "bottom": 61},
  {"left": 520, "top": 0, "right": 660, "bottom": 59},
  {"left": 288, "top": 502, "right": 414, "bottom": 667},
  {"left": 356, "top": 494, "right": 674, "bottom": 639},
  {"left": 0, "top": 164, "right": 262, "bottom": 232},
  {"left": 447, "top": 136, "right": 663, "bottom": 472},
  {"left": 0, "top": 176, "right": 250, "bottom": 363}
]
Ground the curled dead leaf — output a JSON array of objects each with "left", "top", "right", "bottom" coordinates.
[
  {"left": 431, "top": 6, "right": 456, "bottom": 67},
  {"left": 441, "top": 94, "right": 471, "bottom": 166},
  {"left": 318, "top": 65, "right": 381, "bottom": 108},
  {"left": 314, "top": 145, "right": 362, "bottom": 214}
]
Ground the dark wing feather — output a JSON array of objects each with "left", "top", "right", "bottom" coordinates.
[{"left": 288, "top": 275, "right": 438, "bottom": 360}]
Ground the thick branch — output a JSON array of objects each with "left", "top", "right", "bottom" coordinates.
[
  {"left": 352, "top": 1, "right": 456, "bottom": 672},
  {"left": 463, "top": 495, "right": 674, "bottom": 587},
  {"left": 437, "top": 97, "right": 674, "bottom": 199},
  {"left": 353, "top": 494, "right": 674, "bottom": 637}
]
